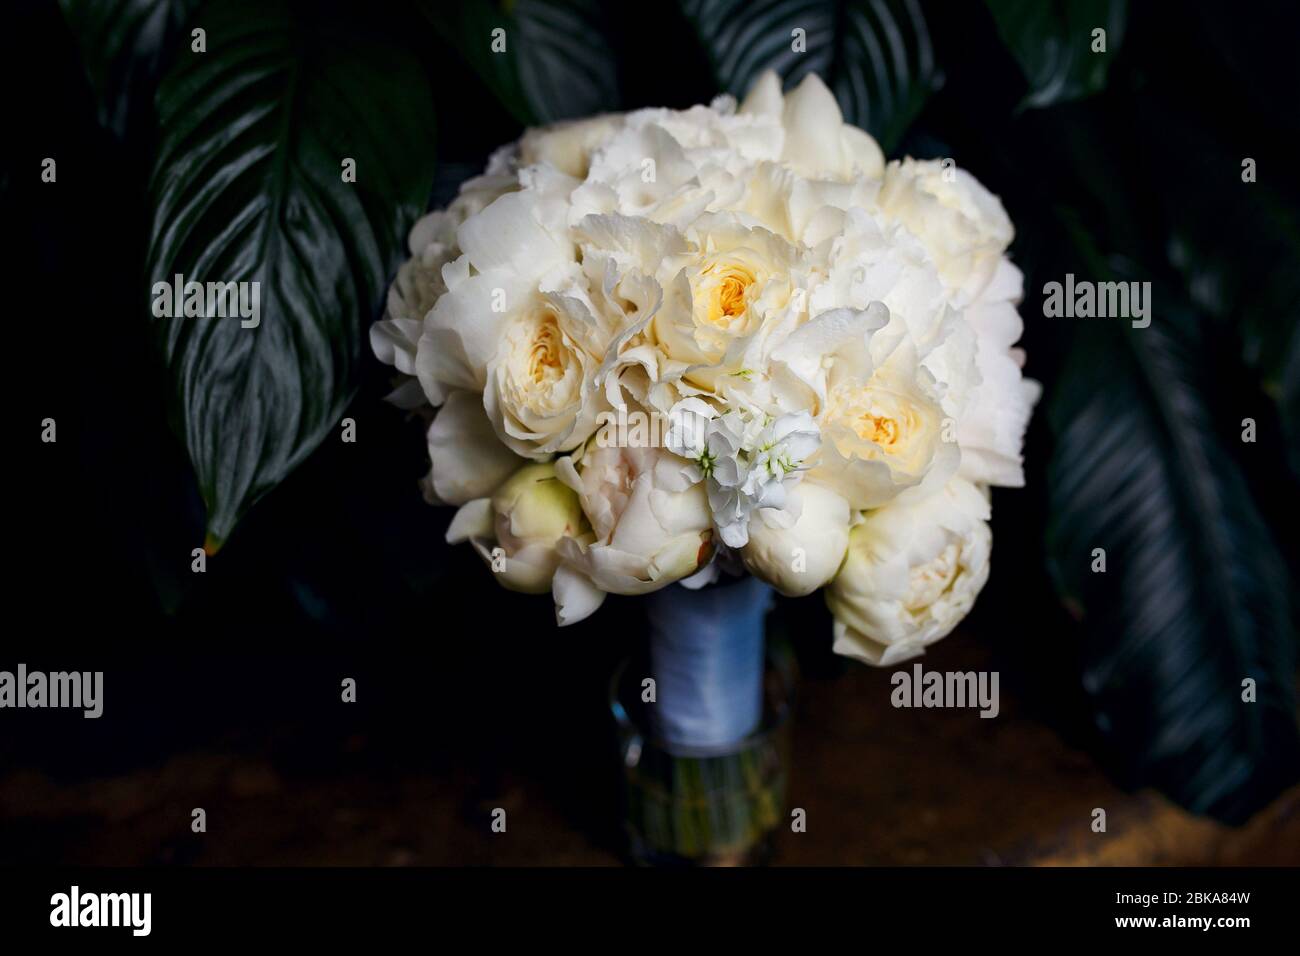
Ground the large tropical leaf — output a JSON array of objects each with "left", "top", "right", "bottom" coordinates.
[
  {"left": 58, "top": 0, "right": 199, "bottom": 138},
  {"left": 1047, "top": 300, "right": 1299, "bottom": 823},
  {"left": 681, "top": 0, "right": 939, "bottom": 152},
  {"left": 1131, "top": 62, "right": 1300, "bottom": 479},
  {"left": 147, "top": 0, "right": 436, "bottom": 547},
  {"left": 985, "top": 0, "right": 1127, "bottom": 108},
  {"left": 417, "top": 0, "right": 619, "bottom": 125}
]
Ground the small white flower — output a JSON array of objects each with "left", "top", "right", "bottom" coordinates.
[
  {"left": 667, "top": 401, "right": 820, "bottom": 547},
  {"left": 663, "top": 397, "right": 717, "bottom": 482},
  {"left": 747, "top": 411, "right": 820, "bottom": 493}
]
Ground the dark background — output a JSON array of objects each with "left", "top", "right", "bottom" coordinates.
[{"left": 3, "top": 0, "right": 1298, "bottom": 864}]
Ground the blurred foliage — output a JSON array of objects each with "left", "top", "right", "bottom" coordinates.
[
  {"left": 418, "top": 0, "right": 620, "bottom": 125},
  {"left": 57, "top": 0, "right": 198, "bottom": 138},
  {"left": 985, "top": 0, "right": 1127, "bottom": 108},
  {"left": 34, "top": 0, "right": 1300, "bottom": 820}
]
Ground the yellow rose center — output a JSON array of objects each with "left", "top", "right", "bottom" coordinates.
[
  {"left": 527, "top": 313, "right": 565, "bottom": 386},
  {"left": 704, "top": 263, "right": 756, "bottom": 328},
  {"left": 854, "top": 413, "right": 900, "bottom": 448},
  {"left": 828, "top": 382, "right": 919, "bottom": 459}
]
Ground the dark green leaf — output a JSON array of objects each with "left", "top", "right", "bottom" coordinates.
[
  {"left": 58, "top": 0, "right": 200, "bottom": 138},
  {"left": 1132, "top": 87, "right": 1300, "bottom": 478},
  {"left": 1047, "top": 301, "right": 1300, "bottom": 823},
  {"left": 147, "top": 0, "right": 436, "bottom": 547},
  {"left": 681, "top": 0, "right": 939, "bottom": 152},
  {"left": 417, "top": 0, "right": 619, "bottom": 125},
  {"left": 985, "top": 0, "right": 1126, "bottom": 108}
]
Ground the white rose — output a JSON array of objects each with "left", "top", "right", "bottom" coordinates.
[
  {"left": 827, "top": 478, "right": 992, "bottom": 666},
  {"left": 650, "top": 213, "right": 811, "bottom": 392},
  {"left": 481, "top": 285, "right": 611, "bottom": 457},
  {"left": 446, "top": 462, "right": 588, "bottom": 594},
  {"left": 413, "top": 189, "right": 624, "bottom": 458},
  {"left": 774, "top": 305, "right": 958, "bottom": 509},
  {"left": 551, "top": 442, "right": 714, "bottom": 625},
  {"left": 418, "top": 267, "right": 609, "bottom": 460},
  {"left": 414, "top": 188, "right": 573, "bottom": 399},
  {"left": 742, "top": 481, "right": 851, "bottom": 596},
  {"left": 878, "top": 157, "right": 1013, "bottom": 305}
]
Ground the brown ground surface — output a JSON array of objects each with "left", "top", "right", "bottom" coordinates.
[{"left": 2, "top": 633, "right": 1297, "bottom": 866}]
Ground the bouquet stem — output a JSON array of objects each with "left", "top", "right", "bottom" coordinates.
[{"left": 612, "top": 577, "right": 793, "bottom": 866}]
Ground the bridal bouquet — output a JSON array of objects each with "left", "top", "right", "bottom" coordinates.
[{"left": 372, "top": 71, "right": 1037, "bottom": 669}]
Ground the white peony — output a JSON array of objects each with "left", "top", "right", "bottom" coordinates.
[
  {"left": 878, "top": 157, "right": 1014, "bottom": 306},
  {"left": 550, "top": 441, "right": 714, "bottom": 625},
  {"left": 446, "top": 461, "right": 588, "bottom": 594},
  {"left": 369, "top": 171, "right": 518, "bottom": 405},
  {"left": 954, "top": 258, "right": 1042, "bottom": 487},
  {"left": 827, "top": 478, "right": 992, "bottom": 666},
  {"left": 518, "top": 115, "right": 625, "bottom": 179},
  {"left": 742, "top": 481, "right": 851, "bottom": 596}
]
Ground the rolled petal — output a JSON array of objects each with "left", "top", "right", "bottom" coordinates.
[
  {"left": 446, "top": 498, "right": 493, "bottom": 544},
  {"left": 553, "top": 562, "right": 607, "bottom": 626},
  {"left": 781, "top": 73, "right": 846, "bottom": 177},
  {"left": 740, "top": 69, "right": 783, "bottom": 117}
]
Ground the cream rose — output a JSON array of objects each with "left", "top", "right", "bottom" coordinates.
[
  {"left": 481, "top": 287, "right": 610, "bottom": 457},
  {"left": 412, "top": 189, "right": 621, "bottom": 459},
  {"left": 827, "top": 478, "right": 992, "bottom": 666},
  {"left": 775, "top": 305, "right": 958, "bottom": 509},
  {"left": 650, "top": 214, "right": 811, "bottom": 393}
]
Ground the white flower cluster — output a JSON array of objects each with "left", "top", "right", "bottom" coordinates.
[{"left": 374, "top": 72, "right": 1039, "bottom": 664}]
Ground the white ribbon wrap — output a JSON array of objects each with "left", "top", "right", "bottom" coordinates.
[{"left": 645, "top": 576, "right": 773, "bottom": 750}]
